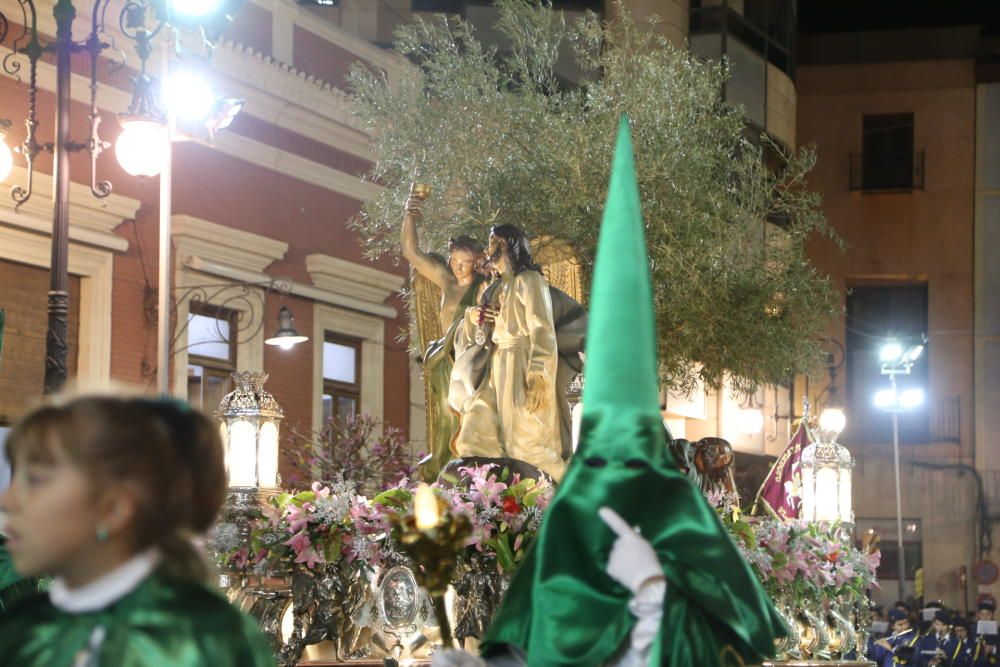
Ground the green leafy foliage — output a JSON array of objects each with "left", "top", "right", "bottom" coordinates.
[{"left": 349, "top": 0, "right": 839, "bottom": 393}]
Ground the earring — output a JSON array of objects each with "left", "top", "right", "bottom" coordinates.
[{"left": 96, "top": 526, "right": 109, "bottom": 543}]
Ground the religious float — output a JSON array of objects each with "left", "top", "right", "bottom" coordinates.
[{"left": 210, "top": 259, "right": 878, "bottom": 667}]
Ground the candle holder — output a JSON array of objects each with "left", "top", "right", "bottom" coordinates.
[{"left": 388, "top": 487, "right": 471, "bottom": 650}]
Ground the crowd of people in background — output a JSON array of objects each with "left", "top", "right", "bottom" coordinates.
[{"left": 868, "top": 598, "right": 1000, "bottom": 667}]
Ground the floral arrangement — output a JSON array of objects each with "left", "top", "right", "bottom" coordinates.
[
  {"left": 213, "top": 464, "right": 554, "bottom": 578},
  {"left": 441, "top": 463, "right": 553, "bottom": 573},
  {"left": 212, "top": 459, "right": 873, "bottom": 613},
  {"left": 706, "top": 491, "right": 879, "bottom": 606}
]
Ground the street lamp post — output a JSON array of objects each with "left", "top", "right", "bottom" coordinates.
[
  {"left": 0, "top": 0, "right": 246, "bottom": 397},
  {"left": 889, "top": 371, "right": 906, "bottom": 604},
  {"left": 0, "top": 0, "right": 124, "bottom": 394},
  {"left": 876, "top": 338, "right": 926, "bottom": 603}
]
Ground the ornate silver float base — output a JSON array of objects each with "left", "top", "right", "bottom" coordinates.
[{"left": 764, "top": 661, "right": 876, "bottom": 666}]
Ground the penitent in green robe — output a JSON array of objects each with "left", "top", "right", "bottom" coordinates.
[
  {"left": 420, "top": 272, "right": 486, "bottom": 482},
  {"left": 0, "top": 568, "right": 275, "bottom": 667}
]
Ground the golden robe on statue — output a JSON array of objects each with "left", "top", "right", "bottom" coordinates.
[{"left": 449, "top": 270, "right": 566, "bottom": 480}]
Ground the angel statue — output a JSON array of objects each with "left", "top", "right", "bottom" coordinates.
[{"left": 402, "top": 190, "right": 489, "bottom": 482}]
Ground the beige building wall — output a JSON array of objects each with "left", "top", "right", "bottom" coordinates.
[
  {"left": 798, "top": 59, "right": 977, "bottom": 608},
  {"left": 611, "top": 0, "right": 690, "bottom": 48}
]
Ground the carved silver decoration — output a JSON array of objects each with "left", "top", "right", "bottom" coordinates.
[
  {"left": 217, "top": 372, "right": 285, "bottom": 422},
  {"left": 378, "top": 566, "right": 421, "bottom": 630}
]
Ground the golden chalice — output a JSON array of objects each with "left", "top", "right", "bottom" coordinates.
[{"left": 410, "top": 182, "right": 432, "bottom": 201}]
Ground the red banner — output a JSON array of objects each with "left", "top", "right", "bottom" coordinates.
[{"left": 751, "top": 421, "right": 810, "bottom": 520}]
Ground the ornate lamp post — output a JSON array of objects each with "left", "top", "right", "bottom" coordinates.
[
  {"left": 0, "top": 0, "right": 240, "bottom": 396},
  {"left": 0, "top": 0, "right": 132, "bottom": 394}
]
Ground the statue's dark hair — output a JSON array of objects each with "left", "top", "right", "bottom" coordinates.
[
  {"left": 448, "top": 235, "right": 481, "bottom": 256},
  {"left": 491, "top": 224, "right": 540, "bottom": 274}
]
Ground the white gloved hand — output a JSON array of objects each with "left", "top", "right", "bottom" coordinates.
[
  {"left": 598, "top": 506, "right": 664, "bottom": 594},
  {"left": 431, "top": 649, "right": 489, "bottom": 667}
]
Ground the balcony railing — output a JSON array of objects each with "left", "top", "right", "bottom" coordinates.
[{"left": 849, "top": 150, "right": 925, "bottom": 192}]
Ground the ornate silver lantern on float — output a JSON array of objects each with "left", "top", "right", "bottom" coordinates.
[
  {"left": 215, "top": 371, "right": 284, "bottom": 589},
  {"left": 799, "top": 415, "right": 853, "bottom": 529},
  {"left": 218, "top": 371, "right": 284, "bottom": 490}
]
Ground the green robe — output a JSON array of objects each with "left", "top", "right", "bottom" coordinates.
[
  {"left": 0, "top": 536, "right": 39, "bottom": 613},
  {"left": 419, "top": 273, "right": 486, "bottom": 482},
  {"left": 0, "top": 568, "right": 275, "bottom": 666}
]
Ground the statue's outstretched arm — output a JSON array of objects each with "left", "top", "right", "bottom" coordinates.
[{"left": 402, "top": 197, "right": 453, "bottom": 290}]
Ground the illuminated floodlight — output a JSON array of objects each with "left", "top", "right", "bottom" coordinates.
[
  {"left": 873, "top": 388, "right": 896, "bottom": 409},
  {"left": 901, "top": 344, "right": 924, "bottom": 364},
  {"left": 899, "top": 388, "right": 924, "bottom": 409},
  {"left": 164, "top": 70, "right": 216, "bottom": 122},
  {"left": 880, "top": 342, "right": 903, "bottom": 363}
]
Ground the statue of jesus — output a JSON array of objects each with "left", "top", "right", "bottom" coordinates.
[{"left": 449, "top": 224, "right": 566, "bottom": 480}]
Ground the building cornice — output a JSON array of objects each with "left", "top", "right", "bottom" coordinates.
[
  {"left": 211, "top": 38, "right": 374, "bottom": 159},
  {"left": 172, "top": 215, "right": 289, "bottom": 273},
  {"left": 0, "top": 166, "right": 136, "bottom": 253},
  {"left": 305, "top": 253, "right": 404, "bottom": 305},
  {"left": 1, "top": 46, "right": 382, "bottom": 202},
  {"left": 212, "top": 130, "right": 382, "bottom": 202},
  {"left": 248, "top": 0, "right": 404, "bottom": 78}
]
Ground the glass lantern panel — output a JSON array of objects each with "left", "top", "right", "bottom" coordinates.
[
  {"left": 228, "top": 419, "right": 257, "bottom": 487},
  {"left": 257, "top": 421, "right": 279, "bottom": 489},
  {"left": 838, "top": 471, "right": 853, "bottom": 523},
  {"left": 219, "top": 422, "right": 229, "bottom": 476},
  {"left": 323, "top": 341, "right": 356, "bottom": 384},
  {"left": 800, "top": 466, "right": 815, "bottom": 522},
  {"left": 187, "top": 313, "right": 232, "bottom": 360},
  {"left": 815, "top": 467, "right": 839, "bottom": 522}
]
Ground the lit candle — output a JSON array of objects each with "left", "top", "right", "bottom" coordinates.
[{"left": 414, "top": 483, "right": 440, "bottom": 531}]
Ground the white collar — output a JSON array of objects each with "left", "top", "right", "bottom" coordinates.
[{"left": 49, "top": 549, "right": 160, "bottom": 613}]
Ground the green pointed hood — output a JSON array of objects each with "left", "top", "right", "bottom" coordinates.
[
  {"left": 577, "top": 115, "right": 663, "bottom": 464},
  {"left": 481, "top": 115, "right": 785, "bottom": 666}
]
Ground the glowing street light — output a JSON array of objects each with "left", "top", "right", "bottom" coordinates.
[
  {"left": 737, "top": 407, "right": 764, "bottom": 435},
  {"left": 264, "top": 306, "right": 309, "bottom": 351},
  {"left": 818, "top": 407, "right": 847, "bottom": 436},
  {"left": 163, "top": 69, "right": 217, "bottom": 122},
  {"left": 0, "top": 121, "right": 12, "bottom": 183},
  {"left": 171, "top": 0, "right": 225, "bottom": 18},
  {"left": 116, "top": 119, "right": 170, "bottom": 178},
  {"left": 880, "top": 341, "right": 903, "bottom": 363},
  {"left": 899, "top": 388, "right": 925, "bottom": 409}
]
